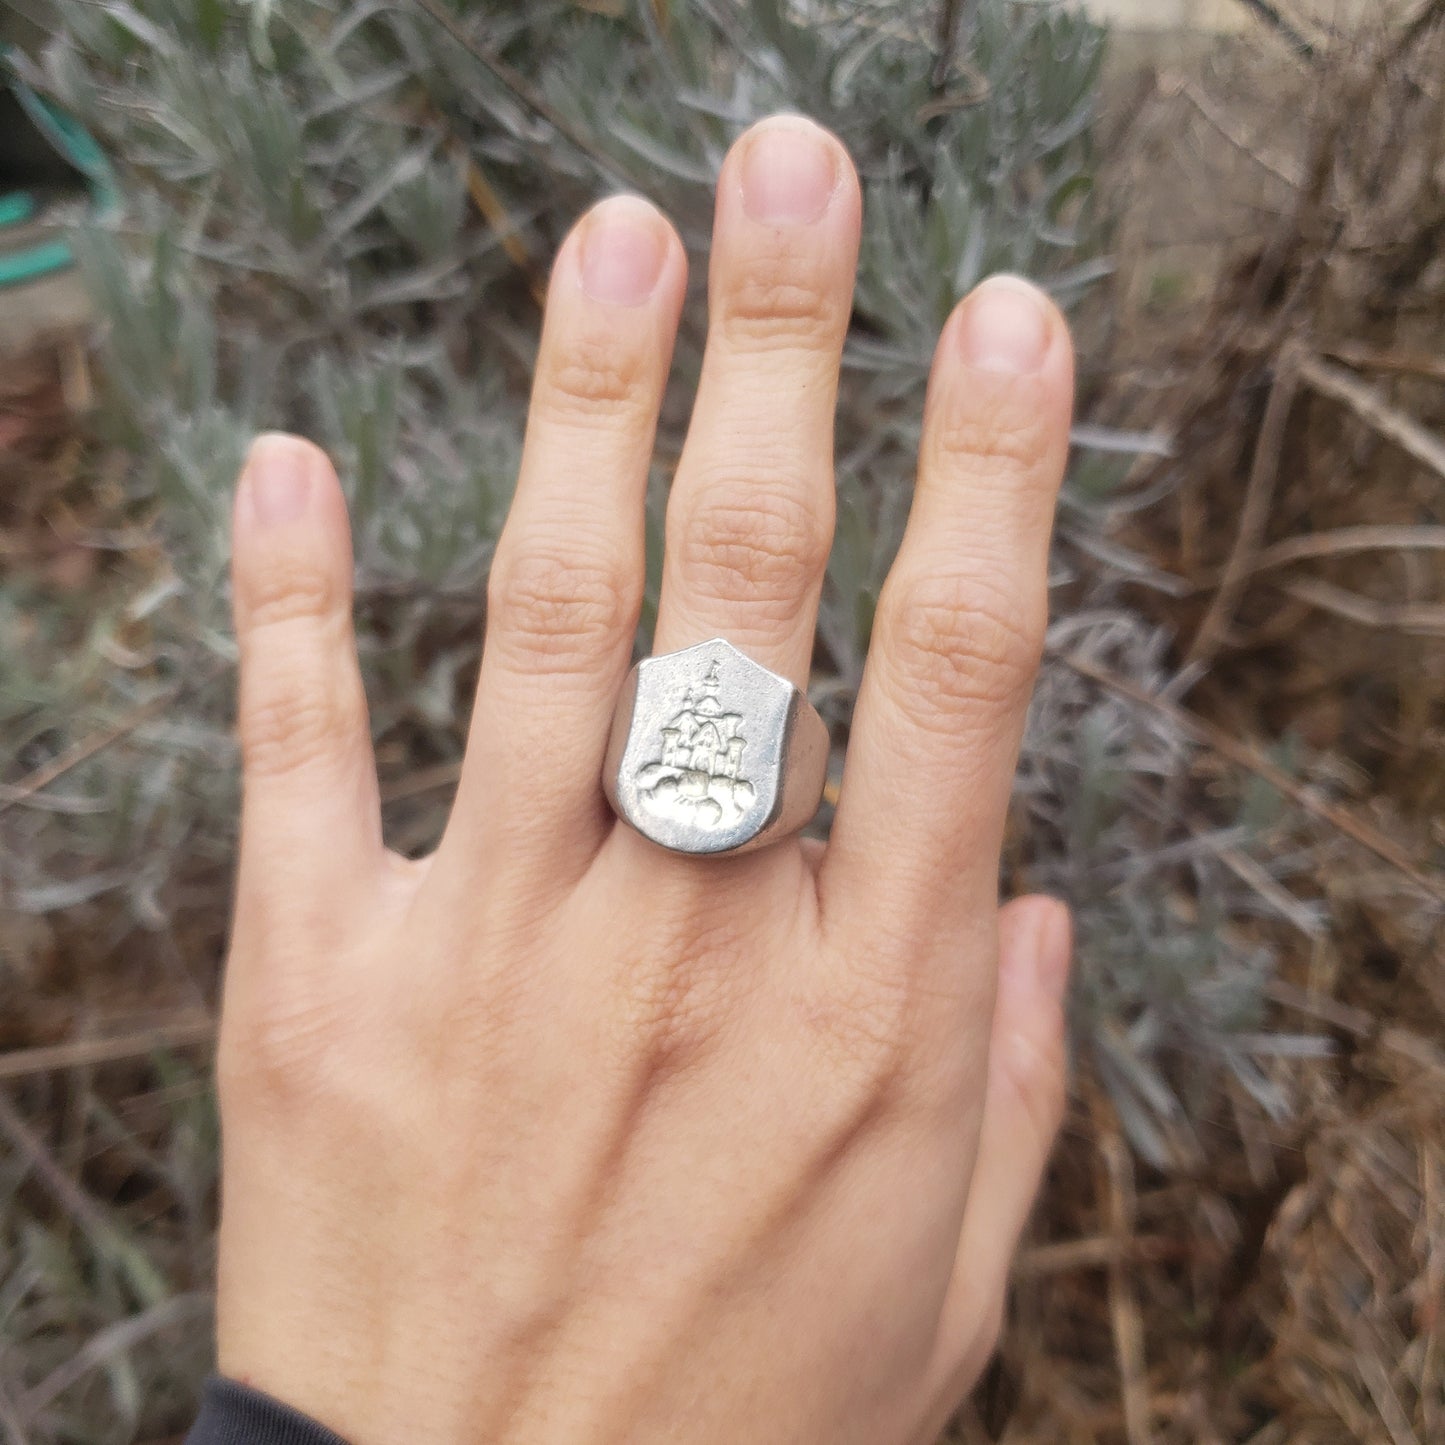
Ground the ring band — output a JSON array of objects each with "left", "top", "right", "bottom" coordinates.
[{"left": 603, "top": 638, "right": 829, "bottom": 856}]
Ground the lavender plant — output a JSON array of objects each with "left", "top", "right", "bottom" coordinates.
[{"left": 0, "top": 3, "right": 1321, "bottom": 1436}]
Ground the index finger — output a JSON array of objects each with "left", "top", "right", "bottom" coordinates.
[{"left": 820, "top": 276, "right": 1073, "bottom": 943}]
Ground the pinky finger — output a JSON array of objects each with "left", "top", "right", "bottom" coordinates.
[{"left": 231, "top": 435, "right": 384, "bottom": 942}]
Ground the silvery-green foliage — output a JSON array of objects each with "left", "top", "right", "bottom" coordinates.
[
  {"left": 1, "top": 3, "right": 1327, "bottom": 1432},
  {"left": 7, "top": 0, "right": 1304, "bottom": 1175}
]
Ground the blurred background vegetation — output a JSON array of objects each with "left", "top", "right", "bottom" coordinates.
[{"left": 1, "top": 0, "right": 1441, "bottom": 1440}]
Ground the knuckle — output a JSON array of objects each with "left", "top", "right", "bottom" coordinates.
[
  {"left": 240, "top": 673, "right": 367, "bottom": 778},
  {"left": 614, "top": 906, "right": 753, "bottom": 1075},
  {"left": 634, "top": 954, "right": 739, "bottom": 1076},
  {"left": 878, "top": 570, "right": 1044, "bottom": 723},
  {"left": 217, "top": 987, "right": 352, "bottom": 1114},
  {"left": 798, "top": 970, "right": 915, "bottom": 1118},
  {"left": 930, "top": 403, "right": 1050, "bottom": 478},
  {"left": 242, "top": 559, "right": 342, "bottom": 632},
  {"left": 541, "top": 333, "right": 652, "bottom": 419},
  {"left": 673, "top": 478, "right": 831, "bottom": 608},
  {"left": 487, "top": 544, "right": 636, "bottom": 669},
  {"left": 718, "top": 247, "right": 842, "bottom": 349},
  {"left": 998, "top": 1014, "right": 1069, "bottom": 1145}
]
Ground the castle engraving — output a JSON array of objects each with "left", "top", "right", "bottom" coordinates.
[{"left": 633, "top": 660, "right": 757, "bottom": 830}]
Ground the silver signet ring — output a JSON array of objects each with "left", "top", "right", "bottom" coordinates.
[{"left": 603, "top": 638, "right": 829, "bottom": 856}]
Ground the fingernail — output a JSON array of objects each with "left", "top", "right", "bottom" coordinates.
[
  {"left": 580, "top": 196, "right": 668, "bottom": 306},
  {"left": 741, "top": 117, "right": 837, "bottom": 225},
  {"left": 243, "top": 434, "right": 314, "bottom": 526},
  {"left": 1034, "top": 898, "right": 1074, "bottom": 1002},
  {"left": 956, "top": 275, "right": 1053, "bottom": 374}
]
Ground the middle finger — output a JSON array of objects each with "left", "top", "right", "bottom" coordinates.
[{"left": 650, "top": 115, "right": 862, "bottom": 689}]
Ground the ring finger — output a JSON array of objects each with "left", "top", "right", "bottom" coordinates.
[{"left": 441, "top": 196, "right": 686, "bottom": 881}]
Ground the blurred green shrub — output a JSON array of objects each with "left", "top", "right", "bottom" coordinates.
[
  {"left": 6, "top": 0, "right": 1322, "bottom": 1158},
  {"left": 0, "top": 9, "right": 1325, "bottom": 1430}
]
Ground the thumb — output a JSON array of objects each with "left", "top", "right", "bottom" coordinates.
[{"left": 914, "top": 895, "right": 1073, "bottom": 1438}]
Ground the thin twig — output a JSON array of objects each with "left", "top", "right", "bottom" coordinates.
[
  {"left": 1216, "top": 842, "right": 1326, "bottom": 938},
  {"left": 1348, "top": 1312, "right": 1424, "bottom": 1445},
  {"left": 0, "top": 1016, "right": 215, "bottom": 1083},
  {"left": 405, "top": 0, "right": 642, "bottom": 190},
  {"left": 1276, "top": 576, "right": 1445, "bottom": 637},
  {"left": 1241, "top": 524, "right": 1445, "bottom": 576},
  {"left": 1016, "top": 1233, "right": 1180, "bottom": 1277},
  {"left": 0, "top": 695, "right": 178, "bottom": 818},
  {"left": 1052, "top": 649, "right": 1445, "bottom": 905},
  {"left": 1267, "top": 980, "right": 1445, "bottom": 1075},
  {"left": 415, "top": 84, "right": 548, "bottom": 306},
  {"left": 1398, "top": 0, "right": 1445, "bottom": 58},
  {"left": 1299, "top": 352, "right": 1445, "bottom": 482},
  {"left": 1230, "top": 0, "right": 1318, "bottom": 58},
  {"left": 1323, "top": 342, "right": 1445, "bottom": 384},
  {"left": 380, "top": 759, "right": 462, "bottom": 805},
  {"left": 931, "top": 0, "right": 977, "bottom": 90},
  {"left": 16, "top": 1293, "right": 212, "bottom": 1423},
  {"left": 1094, "top": 1099, "right": 1155, "bottom": 1445},
  {"left": 461, "top": 150, "right": 547, "bottom": 307},
  {"left": 0, "top": 663, "right": 229, "bottom": 818},
  {"left": 1169, "top": 523, "right": 1445, "bottom": 595},
  {"left": 1187, "top": 343, "right": 1303, "bottom": 669},
  {"left": 0, "top": 1092, "right": 121, "bottom": 1261},
  {"left": 1165, "top": 73, "right": 1305, "bottom": 190}
]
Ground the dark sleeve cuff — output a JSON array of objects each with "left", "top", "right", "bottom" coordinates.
[{"left": 186, "top": 1376, "right": 353, "bottom": 1445}]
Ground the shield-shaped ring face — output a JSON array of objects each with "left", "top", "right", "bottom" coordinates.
[{"left": 605, "top": 638, "right": 803, "bottom": 855}]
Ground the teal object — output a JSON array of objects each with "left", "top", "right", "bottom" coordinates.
[
  {"left": 0, "top": 45, "right": 119, "bottom": 287},
  {"left": 0, "top": 191, "right": 36, "bottom": 225},
  {"left": 0, "top": 236, "right": 73, "bottom": 285}
]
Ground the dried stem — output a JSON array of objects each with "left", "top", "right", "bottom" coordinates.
[
  {"left": 405, "top": 0, "right": 643, "bottom": 190},
  {"left": 16, "top": 1294, "right": 213, "bottom": 1424},
  {"left": 1053, "top": 649, "right": 1445, "bottom": 904},
  {"left": 1299, "top": 353, "right": 1445, "bottom": 483},
  {"left": 1094, "top": 1097, "right": 1155, "bottom": 1445},
  {"left": 1276, "top": 576, "right": 1445, "bottom": 637},
  {"left": 1186, "top": 342, "right": 1303, "bottom": 670},
  {"left": 0, "top": 1016, "right": 215, "bottom": 1083},
  {"left": 1230, "top": 0, "right": 1318, "bottom": 59}
]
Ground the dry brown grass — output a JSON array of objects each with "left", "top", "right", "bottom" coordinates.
[
  {"left": 3, "top": 5, "right": 1443, "bottom": 1441},
  {"left": 956, "top": 6, "right": 1445, "bottom": 1439}
]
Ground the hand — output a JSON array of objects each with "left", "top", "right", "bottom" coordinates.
[{"left": 217, "top": 115, "right": 1075, "bottom": 1445}]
